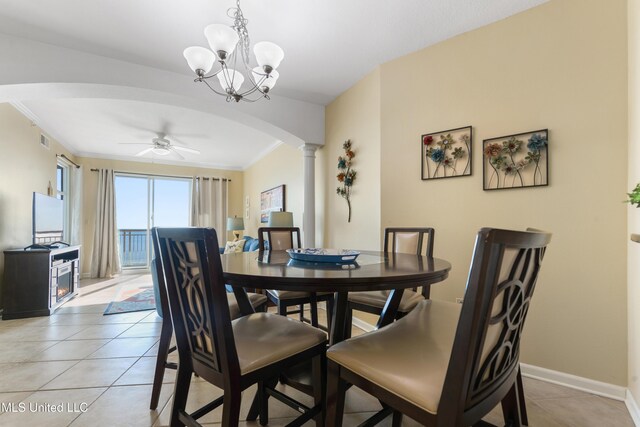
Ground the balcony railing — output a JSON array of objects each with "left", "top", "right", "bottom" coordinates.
[{"left": 119, "top": 229, "right": 148, "bottom": 268}]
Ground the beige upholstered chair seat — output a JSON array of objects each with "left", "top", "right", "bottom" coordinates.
[
  {"left": 228, "top": 292, "right": 268, "bottom": 320},
  {"left": 327, "top": 299, "right": 461, "bottom": 415},
  {"left": 348, "top": 289, "right": 424, "bottom": 313},
  {"left": 233, "top": 312, "right": 327, "bottom": 374}
]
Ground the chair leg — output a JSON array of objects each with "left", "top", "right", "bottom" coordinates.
[
  {"left": 326, "top": 360, "right": 347, "bottom": 427},
  {"left": 299, "top": 303, "right": 305, "bottom": 322},
  {"left": 516, "top": 366, "right": 529, "bottom": 425},
  {"left": 258, "top": 380, "right": 269, "bottom": 426},
  {"left": 312, "top": 353, "right": 326, "bottom": 427},
  {"left": 150, "top": 317, "right": 173, "bottom": 409},
  {"left": 170, "top": 364, "right": 192, "bottom": 427},
  {"left": 391, "top": 410, "right": 403, "bottom": 427},
  {"left": 310, "top": 296, "right": 319, "bottom": 327},
  {"left": 501, "top": 382, "right": 522, "bottom": 427},
  {"left": 221, "top": 388, "right": 242, "bottom": 427},
  {"left": 278, "top": 301, "right": 287, "bottom": 317},
  {"left": 343, "top": 306, "right": 353, "bottom": 339}
]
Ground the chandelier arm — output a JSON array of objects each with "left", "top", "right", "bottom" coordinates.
[{"left": 201, "top": 78, "right": 232, "bottom": 97}]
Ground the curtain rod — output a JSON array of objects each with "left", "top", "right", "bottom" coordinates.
[
  {"left": 57, "top": 154, "right": 80, "bottom": 169},
  {"left": 89, "top": 169, "right": 231, "bottom": 182}
]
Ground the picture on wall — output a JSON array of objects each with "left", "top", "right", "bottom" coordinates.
[
  {"left": 482, "top": 129, "right": 548, "bottom": 190},
  {"left": 421, "top": 126, "right": 472, "bottom": 180},
  {"left": 260, "top": 185, "right": 285, "bottom": 223}
]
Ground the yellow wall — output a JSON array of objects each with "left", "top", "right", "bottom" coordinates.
[
  {"left": 0, "top": 103, "right": 76, "bottom": 307},
  {"left": 78, "top": 157, "right": 243, "bottom": 275},
  {"left": 326, "top": 0, "right": 629, "bottom": 385},
  {"left": 242, "top": 144, "right": 304, "bottom": 238},
  {"left": 628, "top": 0, "right": 640, "bottom": 406},
  {"left": 324, "top": 69, "right": 382, "bottom": 250}
]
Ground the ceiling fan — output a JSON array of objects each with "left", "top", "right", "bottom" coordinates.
[{"left": 120, "top": 133, "right": 201, "bottom": 160}]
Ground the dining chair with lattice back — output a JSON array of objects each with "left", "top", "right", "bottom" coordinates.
[
  {"left": 327, "top": 228, "right": 551, "bottom": 427},
  {"left": 149, "top": 228, "right": 269, "bottom": 411},
  {"left": 155, "top": 227, "right": 327, "bottom": 427},
  {"left": 258, "top": 226, "right": 334, "bottom": 332},
  {"left": 345, "top": 227, "right": 444, "bottom": 335}
]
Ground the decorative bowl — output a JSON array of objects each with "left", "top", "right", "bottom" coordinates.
[{"left": 286, "top": 248, "right": 360, "bottom": 264}]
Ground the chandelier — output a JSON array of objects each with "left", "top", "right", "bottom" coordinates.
[{"left": 183, "top": 0, "right": 284, "bottom": 103}]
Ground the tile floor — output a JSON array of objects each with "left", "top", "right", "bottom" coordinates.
[{"left": 0, "top": 274, "right": 635, "bottom": 426}]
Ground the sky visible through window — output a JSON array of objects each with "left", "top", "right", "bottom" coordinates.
[{"left": 115, "top": 175, "right": 190, "bottom": 229}]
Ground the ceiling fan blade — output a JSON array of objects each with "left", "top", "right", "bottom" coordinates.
[
  {"left": 135, "top": 147, "right": 155, "bottom": 157},
  {"left": 118, "top": 142, "right": 153, "bottom": 146},
  {"left": 173, "top": 146, "right": 201, "bottom": 154},
  {"left": 171, "top": 148, "right": 185, "bottom": 160}
]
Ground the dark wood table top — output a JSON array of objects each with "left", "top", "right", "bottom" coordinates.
[{"left": 221, "top": 250, "right": 451, "bottom": 292}]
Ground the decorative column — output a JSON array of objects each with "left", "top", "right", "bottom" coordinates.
[{"left": 301, "top": 144, "right": 321, "bottom": 247}]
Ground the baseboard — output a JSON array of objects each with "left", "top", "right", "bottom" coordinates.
[
  {"left": 520, "top": 363, "right": 627, "bottom": 401},
  {"left": 351, "top": 316, "right": 375, "bottom": 333},
  {"left": 626, "top": 390, "right": 640, "bottom": 426}
]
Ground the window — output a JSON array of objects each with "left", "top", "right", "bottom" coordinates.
[{"left": 115, "top": 174, "right": 192, "bottom": 269}]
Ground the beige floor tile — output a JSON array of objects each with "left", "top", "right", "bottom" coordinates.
[
  {"left": 66, "top": 323, "right": 134, "bottom": 340},
  {"left": 0, "top": 317, "right": 52, "bottom": 328},
  {"left": 31, "top": 339, "right": 111, "bottom": 361},
  {"left": 0, "top": 325, "right": 88, "bottom": 342},
  {"left": 69, "top": 384, "right": 170, "bottom": 427},
  {"left": 0, "top": 392, "right": 33, "bottom": 414},
  {"left": 144, "top": 342, "right": 160, "bottom": 357},
  {"left": 40, "top": 357, "right": 138, "bottom": 390},
  {"left": 48, "top": 313, "right": 109, "bottom": 326},
  {"left": 139, "top": 312, "right": 163, "bottom": 323},
  {"left": 118, "top": 322, "right": 163, "bottom": 338},
  {"left": 0, "top": 387, "right": 105, "bottom": 427},
  {"left": 54, "top": 303, "right": 110, "bottom": 314},
  {"left": 0, "top": 341, "right": 58, "bottom": 363},
  {"left": 535, "top": 395, "right": 635, "bottom": 427},
  {"left": 114, "top": 356, "right": 175, "bottom": 386},
  {"left": 87, "top": 337, "right": 158, "bottom": 359},
  {"left": 0, "top": 361, "right": 77, "bottom": 392}
]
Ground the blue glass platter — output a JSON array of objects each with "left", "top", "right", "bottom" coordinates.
[{"left": 286, "top": 248, "right": 360, "bottom": 264}]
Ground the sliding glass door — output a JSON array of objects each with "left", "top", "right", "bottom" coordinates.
[{"left": 115, "top": 174, "right": 191, "bottom": 269}]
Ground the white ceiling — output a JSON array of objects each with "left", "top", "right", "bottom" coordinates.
[
  {"left": 0, "top": 0, "right": 547, "bottom": 169},
  {"left": 19, "top": 98, "right": 281, "bottom": 170}
]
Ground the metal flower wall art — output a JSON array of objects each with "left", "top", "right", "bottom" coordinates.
[
  {"left": 421, "top": 126, "right": 472, "bottom": 180},
  {"left": 482, "top": 129, "right": 549, "bottom": 190},
  {"left": 336, "top": 140, "right": 357, "bottom": 222}
]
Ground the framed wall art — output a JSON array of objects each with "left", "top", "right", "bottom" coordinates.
[
  {"left": 421, "top": 126, "right": 472, "bottom": 180},
  {"left": 260, "top": 185, "right": 285, "bottom": 223},
  {"left": 482, "top": 129, "right": 548, "bottom": 191}
]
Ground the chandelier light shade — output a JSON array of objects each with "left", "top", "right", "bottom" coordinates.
[{"left": 183, "top": 0, "right": 284, "bottom": 103}]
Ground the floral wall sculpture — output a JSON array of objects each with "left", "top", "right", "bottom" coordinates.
[
  {"left": 336, "top": 139, "right": 356, "bottom": 222},
  {"left": 421, "top": 126, "right": 472, "bottom": 180},
  {"left": 482, "top": 129, "right": 549, "bottom": 190}
]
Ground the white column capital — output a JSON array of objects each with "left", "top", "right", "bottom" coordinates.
[{"left": 300, "top": 143, "right": 322, "bottom": 157}]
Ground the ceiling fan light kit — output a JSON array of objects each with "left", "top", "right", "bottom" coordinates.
[
  {"left": 123, "top": 133, "right": 201, "bottom": 160},
  {"left": 183, "top": 0, "right": 284, "bottom": 103}
]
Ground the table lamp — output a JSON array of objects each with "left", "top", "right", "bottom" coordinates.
[
  {"left": 267, "top": 211, "right": 293, "bottom": 227},
  {"left": 227, "top": 216, "right": 244, "bottom": 241}
]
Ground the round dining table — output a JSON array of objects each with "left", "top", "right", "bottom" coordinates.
[{"left": 221, "top": 250, "right": 452, "bottom": 345}]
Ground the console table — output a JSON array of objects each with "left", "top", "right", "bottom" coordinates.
[{"left": 2, "top": 245, "right": 80, "bottom": 319}]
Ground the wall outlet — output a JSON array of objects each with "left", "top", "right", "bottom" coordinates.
[{"left": 455, "top": 298, "right": 464, "bottom": 304}]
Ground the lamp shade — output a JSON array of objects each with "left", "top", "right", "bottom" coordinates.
[
  {"left": 204, "top": 24, "right": 239, "bottom": 58},
  {"left": 217, "top": 69, "right": 244, "bottom": 92},
  {"left": 252, "top": 68, "right": 279, "bottom": 92},
  {"left": 267, "top": 211, "right": 293, "bottom": 227},
  {"left": 253, "top": 41, "right": 284, "bottom": 70},
  {"left": 227, "top": 216, "right": 244, "bottom": 231},
  {"left": 183, "top": 46, "right": 216, "bottom": 74}
]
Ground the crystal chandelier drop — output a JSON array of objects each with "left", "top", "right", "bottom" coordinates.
[{"left": 183, "top": 0, "right": 284, "bottom": 103}]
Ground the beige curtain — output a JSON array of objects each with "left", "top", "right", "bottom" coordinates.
[
  {"left": 90, "top": 169, "right": 121, "bottom": 278},
  {"left": 191, "top": 177, "right": 228, "bottom": 245}
]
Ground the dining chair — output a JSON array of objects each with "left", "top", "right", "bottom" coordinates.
[
  {"left": 327, "top": 228, "right": 552, "bottom": 426},
  {"left": 345, "top": 228, "right": 442, "bottom": 332},
  {"left": 155, "top": 227, "right": 327, "bottom": 427},
  {"left": 149, "top": 228, "right": 268, "bottom": 411},
  {"left": 258, "top": 226, "right": 334, "bottom": 332}
]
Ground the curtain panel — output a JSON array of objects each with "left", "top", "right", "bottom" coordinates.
[
  {"left": 90, "top": 169, "right": 121, "bottom": 278},
  {"left": 191, "top": 177, "right": 229, "bottom": 246}
]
